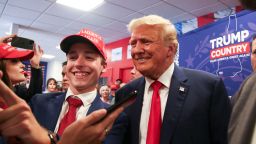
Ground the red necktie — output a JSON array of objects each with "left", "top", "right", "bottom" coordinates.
[
  {"left": 57, "top": 97, "right": 83, "bottom": 136},
  {"left": 146, "top": 81, "right": 163, "bottom": 144}
]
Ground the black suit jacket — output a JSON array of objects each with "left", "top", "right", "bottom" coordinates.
[{"left": 106, "top": 65, "right": 230, "bottom": 144}]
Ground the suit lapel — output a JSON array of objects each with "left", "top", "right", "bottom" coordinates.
[
  {"left": 129, "top": 78, "right": 145, "bottom": 144},
  {"left": 47, "top": 93, "right": 66, "bottom": 131},
  {"left": 160, "top": 65, "right": 190, "bottom": 144},
  {"left": 87, "top": 93, "right": 105, "bottom": 115}
]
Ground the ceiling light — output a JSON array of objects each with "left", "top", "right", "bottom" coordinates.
[
  {"left": 42, "top": 54, "right": 55, "bottom": 59},
  {"left": 56, "top": 0, "right": 104, "bottom": 11}
]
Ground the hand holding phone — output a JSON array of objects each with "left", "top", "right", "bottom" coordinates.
[
  {"left": 106, "top": 90, "right": 137, "bottom": 114},
  {"left": 11, "top": 36, "right": 34, "bottom": 50},
  {"left": 93, "top": 90, "right": 137, "bottom": 125}
]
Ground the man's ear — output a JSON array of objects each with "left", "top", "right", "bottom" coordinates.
[
  {"left": 101, "top": 63, "right": 107, "bottom": 73},
  {"left": 167, "top": 42, "right": 177, "bottom": 57}
]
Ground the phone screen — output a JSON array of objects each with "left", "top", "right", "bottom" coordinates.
[
  {"left": 11, "top": 37, "right": 34, "bottom": 50},
  {"left": 94, "top": 91, "right": 137, "bottom": 124},
  {"left": 106, "top": 90, "right": 137, "bottom": 114}
]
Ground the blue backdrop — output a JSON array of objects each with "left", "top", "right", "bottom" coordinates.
[
  {"left": 178, "top": 10, "right": 256, "bottom": 96},
  {"left": 23, "top": 61, "right": 48, "bottom": 90}
]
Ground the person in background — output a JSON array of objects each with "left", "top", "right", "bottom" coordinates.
[
  {"left": 0, "top": 34, "right": 43, "bottom": 102},
  {"left": 0, "top": 39, "right": 43, "bottom": 143},
  {"left": 0, "top": 43, "right": 34, "bottom": 107},
  {"left": 14, "top": 45, "right": 43, "bottom": 102},
  {"left": 130, "top": 66, "right": 142, "bottom": 81},
  {"left": 23, "top": 71, "right": 31, "bottom": 88},
  {"left": 46, "top": 77, "right": 58, "bottom": 93},
  {"left": 228, "top": 72, "right": 256, "bottom": 144},
  {"left": 99, "top": 85, "right": 111, "bottom": 104},
  {"left": 107, "top": 15, "right": 230, "bottom": 144},
  {"left": 115, "top": 78, "right": 126, "bottom": 88},
  {"left": 228, "top": 2, "right": 256, "bottom": 141},
  {"left": 61, "top": 61, "right": 69, "bottom": 91},
  {"left": 110, "top": 84, "right": 118, "bottom": 104},
  {"left": 115, "top": 79, "right": 122, "bottom": 88}
]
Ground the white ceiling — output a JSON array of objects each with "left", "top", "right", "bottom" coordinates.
[{"left": 0, "top": 0, "right": 240, "bottom": 62}]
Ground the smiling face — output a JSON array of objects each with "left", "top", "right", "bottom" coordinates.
[
  {"left": 130, "top": 25, "right": 175, "bottom": 80},
  {"left": 100, "top": 85, "right": 110, "bottom": 100},
  {"left": 66, "top": 43, "right": 106, "bottom": 95},
  {"left": 5, "top": 59, "right": 26, "bottom": 85},
  {"left": 47, "top": 79, "right": 57, "bottom": 92},
  {"left": 61, "top": 65, "right": 69, "bottom": 91}
]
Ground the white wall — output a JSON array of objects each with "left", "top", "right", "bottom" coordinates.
[{"left": 46, "top": 60, "right": 63, "bottom": 82}]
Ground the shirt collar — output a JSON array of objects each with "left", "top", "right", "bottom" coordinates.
[
  {"left": 65, "top": 88, "right": 97, "bottom": 106},
  {"left": 145, "top": 63, "right": 174, "bottom": 90}
]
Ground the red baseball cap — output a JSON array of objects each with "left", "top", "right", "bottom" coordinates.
[
  {"left": 60, "top": 28, "right": 106, "bottom": 60},
  {"left": 110, "top": 84, "right": 119, "bottom": 90},
  {"left": 0, "top": 43, "right": 34, "bottom": 61}
]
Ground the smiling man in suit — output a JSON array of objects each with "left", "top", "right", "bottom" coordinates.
[
  {"left": 106, "top": 15, "right": 231, "bottom": 144},
  {"left": 30, "top": 28, "right": 110, "bottom": 136}
]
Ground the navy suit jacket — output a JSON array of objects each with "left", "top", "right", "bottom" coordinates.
[
  {"left": 30, "top": 92, "right": 109, "bottom": 131},
  {"left": 106, "top": 65, "right": 230, "bottom": 144}
]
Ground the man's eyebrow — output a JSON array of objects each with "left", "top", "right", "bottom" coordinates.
[
  {"left": 129, "top": 39, "right": 134, "bottom": 44},
  {"left": 84, "top": 50, "right": 97, "bottom": 54},
  {"left": 67, "top": 50, "right": 75, "bottom": 55}
]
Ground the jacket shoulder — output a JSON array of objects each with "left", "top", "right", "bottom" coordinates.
[
  {"left": 181, "top": 67, "right": 221, "bottom": 82},
  {"left": 31, "top": 92, "right": 65, "bottom": 102}
]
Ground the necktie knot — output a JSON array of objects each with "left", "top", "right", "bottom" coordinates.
[
  {"left": 67, "top": 97, "right": 83, "bottom": 107},
  {"left": 151, "top": 81, "right": 163, "bottom": 91},
  {"left": 57, "top": 96, "right": 82, "bottom": 136}
]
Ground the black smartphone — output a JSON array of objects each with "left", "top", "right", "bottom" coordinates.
[
  {"left": 11, "top": 36, "right": 34, "bottom": 50},
  {"left": 106, "top": 90, "right": 138, "bottom": 114},
  {"left": 94, "top": 90, "right": 138, "bottom": 124}
]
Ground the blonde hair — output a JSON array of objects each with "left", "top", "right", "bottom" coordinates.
[{"left": 127, "top": 15, "right": 178, "bottom": 48}]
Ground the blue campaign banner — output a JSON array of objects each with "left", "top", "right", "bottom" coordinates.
[
  {"left": 178, "top": 10, "right": 256, "bottom": 96},
  {"left": 23, "top": 61, "right": 48, "bottom": 90}
]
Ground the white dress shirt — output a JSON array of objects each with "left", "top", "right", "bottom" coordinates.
[
  {"left": 139, "top": 63, "right": 174, "bottom": 144},
  {"left": 54, "top": 88, "right": 97, "bottom": 133}
]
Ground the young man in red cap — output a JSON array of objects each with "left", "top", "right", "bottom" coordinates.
[
  {"left": 30, "top": 28, "right": 111, "bottom": 135},
  {"left": 0, "top": 29, "right": 124, "bottom": 144}
]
